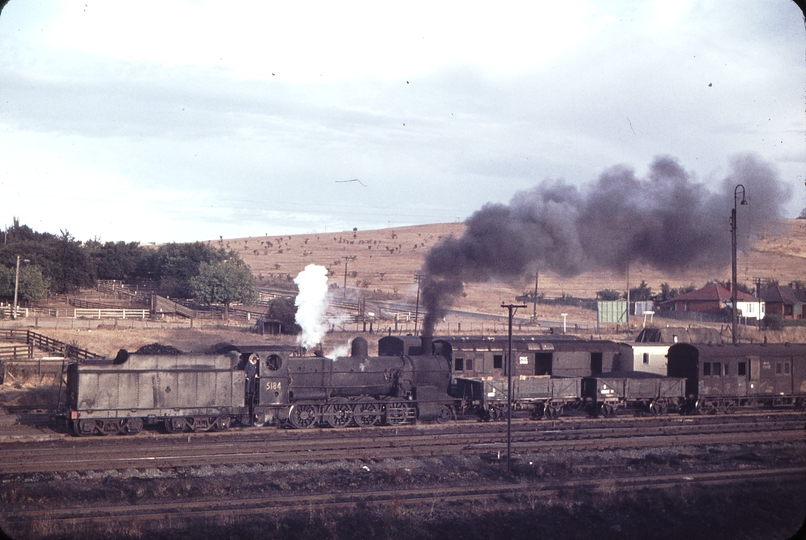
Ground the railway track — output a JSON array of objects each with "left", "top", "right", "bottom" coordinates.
[
  {"left": 0, "top": 412, "right": 802, "bottom": 475},
  {"left": 2, "top": 466, "right": 802, "bottom": 528}
]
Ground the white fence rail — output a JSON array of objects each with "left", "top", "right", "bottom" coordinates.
[{"left": 73, "top": 308, "right": 149, "bottom": 320}]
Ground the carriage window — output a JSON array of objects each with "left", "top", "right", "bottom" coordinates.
[
  {"left": 455, "top": 358, "right": 464, "bottom": 371},
  {"left": 713, "top": 362, "right": 721, "bottom": 376},
  {"left": 466, "top": 358, "right": 473, "bottom": 371},
  {"left": 493, "top": 355, "right": 503, "bottom": 369},
  {"left": 723, "top": 364, "right": 729, "bottom": 376},
  {"left": 738, "top": 362, "right": 746, "bottom": 376},
  {"left": 642, "top": 353, "right": 650, "bottom": 365},
  {"left": 785, "top": 362, "right": 790, "bottom": 374},
  {"left": 703, "top": 362, "right": 711, "bottom": 376},
  {"left": 776, "top": 362, "right": 782, "bottom": 374}
]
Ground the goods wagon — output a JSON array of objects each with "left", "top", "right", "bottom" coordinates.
[
  {"left": 454, "top": 375, "right": 582, "bottom": 419},
  {"left": 582, "top": 372, "right": 686, "bottom": 417}
]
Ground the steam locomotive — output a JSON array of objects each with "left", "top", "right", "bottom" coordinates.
[
  {"left": 60, "top": 335, "right": 806, "bottom": 436},
  {"left": 62, "top": 336, "right": 453, "bottom": 436}
]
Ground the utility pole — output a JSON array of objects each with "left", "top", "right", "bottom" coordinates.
[
  {"left": 731, "top": 184, "right": 747, "bottom": 344},
  {"left": 501, "top": 302, "right": 526, "bottom": 475},
  {"left": 342, "top": 256, "right": 355, "bottom": 299},
  {"left": 533, "top": 271, "right": 538, "bottom": 321},
  {"left": 12, "top": 255, "right": 20, "bottom": 320}
]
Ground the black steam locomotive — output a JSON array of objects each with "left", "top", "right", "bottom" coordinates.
[{"left": 62, "top": 336, "right": 453, "bottom": 435}]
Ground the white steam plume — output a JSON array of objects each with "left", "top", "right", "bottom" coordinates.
[{"left": 294, "top": 264, "right": 330, "bottom": 350}]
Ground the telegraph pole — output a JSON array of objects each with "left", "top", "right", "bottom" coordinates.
[
  {"left": 12, "top": 255, "right": 20, "bottom": 320},
  {"left": 502, "top": 302, "right": 526, "bottom": 475}
]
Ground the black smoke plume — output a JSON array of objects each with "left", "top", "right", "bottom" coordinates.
[{"left": 420, "top": 153, "right": 791, "bottom": 336}]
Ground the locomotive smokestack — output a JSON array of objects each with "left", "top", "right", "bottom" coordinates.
[
  {"left": 421, "top": 335, "right": 433, "bottom": 356},
  {"left": 419, "top": 154, "right": 791, "bottom": 337}
]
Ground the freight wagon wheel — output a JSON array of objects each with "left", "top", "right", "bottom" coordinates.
[
  {"left": 531, "top": 403, "right": 545, "bottom": 420},
  {"left": 716, "top": 400, "right": 734, "bottom": 414},
  {"left": 544, "top": 404, "right": 562, "bottom": 420},
  {"left": 72, "top": 419, "right": 95, "bottom": 436},
  {"left": 353, "top": 400, "right": 382, "bottom": 427},
  {"left": 324, "top": 400, "right": 354, "bottom": 428},
  {"left": 487, "top": 405, "right": 504, "bottom": 421},
  {"left": 435, "top": 405, "right": 453, "bottom": 424},
  {"left": 289, "top": 404, "right": 318, "bottom": 428},
  {"left": 212, "top": 417, "right": 231, "bottom": 431},
  {"left": 165, "top": 417, "right": 186, "bottom": 433},
  {"left": 121, "top": 418, "right": 143, "bottom": 434},
  {"left": 695, "top": 400, "right": 716, "bottom": 415},
  {"left": 599, "top": 403, "right": 616, "bottom": 418},
  {"left": 649, "top": 401, "right": 667, "bottom": 416}
]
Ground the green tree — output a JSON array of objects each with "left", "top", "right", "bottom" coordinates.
[
  {"left": 86, "top": 240, "right": 148, "bottom": 280},
  {"left": 0, "top": 264, "right": 50, "bottom": 302},
  {"left": 138, "top": 242, "right": 232, "bottom": 297},
  {"left": 189, "top": 260, "right": 258, "bottom": 318},
  {"left": 629, "top": 280, "right": 653, "bottom": 301},
  {"left": 597, "top": 289, "right": 621, "bottom": 301},
  {"left": 265, "top": 296, "right": 302, "bottom": 334}
]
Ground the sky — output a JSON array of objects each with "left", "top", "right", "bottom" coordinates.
[{"left": 0, "top": 1, "right": 804, "bottom": 244}]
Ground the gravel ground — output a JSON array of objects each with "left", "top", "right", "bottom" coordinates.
[{"left": 1, "top": 435, "right": 804, "bottom": 540}]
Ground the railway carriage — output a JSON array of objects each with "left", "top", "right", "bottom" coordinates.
[{"left": 667, "top": 342, "right": 806, "bottom": 413}]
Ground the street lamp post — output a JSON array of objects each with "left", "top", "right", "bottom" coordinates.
[{"left": 731, "top": 184, "right": 747, "bottom": 344}]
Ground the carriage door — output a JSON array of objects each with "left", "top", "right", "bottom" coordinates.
[
  {"left": 734, "top": 357, "right": 748, "bottom": 398},
  {"left": 535, "top": 353, "right": 552, "bottom": 375},
  {"left": 774, "top": 357, "right": 793, "bottom": 396}
]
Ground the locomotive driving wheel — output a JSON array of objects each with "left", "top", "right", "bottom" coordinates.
[
  {"left": 324, "top": 399, "right": 353, "bottom": 428},
  {"left": 289, "top": 404, "right": 318, "bottom": 428},
  {"left": 353, "top": 399, "right": 382, "bottom": 426},
  {"left": 385, "top": 400, "right": 414, "bottom": 425}
]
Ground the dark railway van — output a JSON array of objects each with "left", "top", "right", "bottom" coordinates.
[
  {"left": 440, "top": 336, "right": 620, "bottom": 380},
  {"left": 582, "top": 372, "right": 686, "bottom": 417},
  {"left": 64, "top": 353, "right": 245, "bottom": 435},
  {"left": 442, "top": 336, "right": 621, "bottom": 419},
  {"left": 668, "top": 342, "right": 806, "bottom": 413}
]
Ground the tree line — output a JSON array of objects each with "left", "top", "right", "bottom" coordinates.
[{"left": 0, "top": 219, "right": 258, "bottom": 316}]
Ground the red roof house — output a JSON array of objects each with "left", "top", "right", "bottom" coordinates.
[{"left": 659, "top": 282, "right": 758, "bottom": 314}]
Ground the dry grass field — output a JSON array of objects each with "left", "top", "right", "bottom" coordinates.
[
  {"left": 195, "top": 219, "right": 805, "bottom": 340},
  {"left": 220, "top": 219, "right": 806, "bottom": 306}
]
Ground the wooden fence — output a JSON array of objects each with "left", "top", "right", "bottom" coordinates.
[
  {"left": 73, "top": 308, "right": 149, "bottom": 320},
  {"left": 0, "top": 329, "right": 103, "bottom": 360},
  {"left": 0, "top": 344, "right": 33, "bottom": 361}
]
